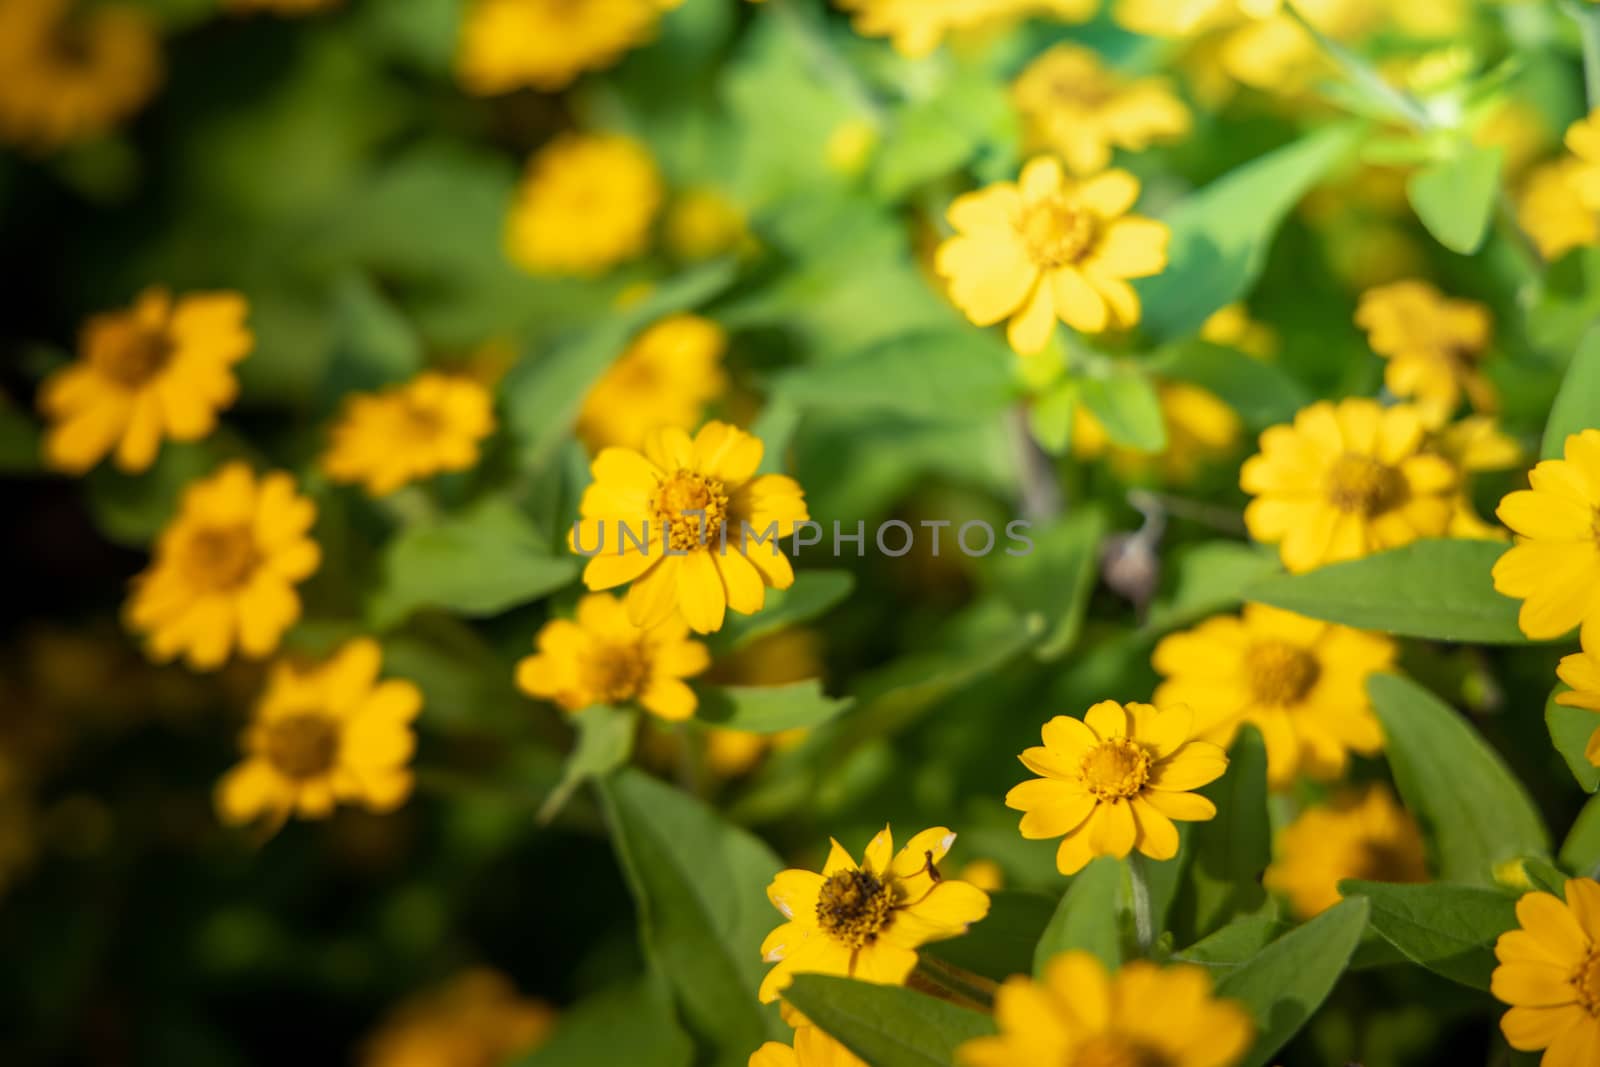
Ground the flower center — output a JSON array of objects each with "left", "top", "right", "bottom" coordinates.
[
  {"left": 398, "top": 397, "right": 446, "bottom": 440},
  {"left": 1324, "top": 453, "right": 1408, "bottom": 517},
  {"left": 1353, "top": 838, "right": 1420, "bottom": 885},
  {"left": 1078, "top": 738, "right": 1151, "bottom": 801},
  {"left": 1069, "top": 1035, "right": 1172, "bottom": 1067},
  {"left": 1048, "top": 72, "right": 1116, "bottom": 109},
  {"left": 95, "top": 328, "right": 172, "bottom": 388},
  {"left": 263, "top": 713, "right": 339, "bottom": 781},
  {"left": 1243, "top": 640, "right": 1321, "bottom": 706},
  {"left": 181, "top": 525, "right": 258, "bottom": 591},
  {"left": 815, "top": 868, "right": 896, "bottom": 949},
  {"left": 650, "top": 470, "right": 728, "bottom": 551},
  {"left": 1018, "top": 198, "right": 1097, "bottom": 269},
  {"left": 1573, "top": 949, "right": 1600, "bottom": 1016},
  {"left": 580, "top": 642, "right": 650, "bottom": 703}
]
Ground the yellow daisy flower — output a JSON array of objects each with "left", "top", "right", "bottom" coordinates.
[
  {"left": 362, "top": 969, "right": 555, "bottom": 1067},
  {"left": 1557, "top": 633, "right": 1600, "bottom": 768},
  {"left": 1263, "top": 784, "right": 1428, "bottom": 919},
  {"left": 1492, "top": 430, "right": 1600, "bottom": 645},
  {"left": 1006, "top": 700, "right": 1227, "bottom": 876},
  {"left": 935, "top": 158, "right": 1169, "bottom": 354},
  {"left": 1355, "top": 280, "right": 1495, "bottom": 426},
  {"left": 576, "top": 314, "right": 727, "bottom": 454},
  {"left": 1492, "top": 879, "right": 1600, "bottom": 1065},
  {"left": 1152, "top": 604, "right": 1393, "bottom": 790},
  {"left": 1200, "top": 302, "right": 1277, "bottom": 359},
  {"left": 322, "top": 372, "right": 496, "bottom": 497},
  {"left": 571, "top": 420, "right": 810, "bottom": 634},
  {"left": 456, "top": 0, "right": 660, "bottom": 95},
  {"left": 1012, "top": 43, "right": 1190, "bottom": 176},
  {"left": 835, "top": 0, "right": 1097, "bottom": 59},
  {"left": 1429, "top": 414, "right": 1520, "bottom": 540},
  {"left": 958, "top": 950, "right": 1254, "bottom": 1067},
  {"left": 1074, "top": 380, "right": 1241, "bottom": 483},
  {"left": 749, "top": 1026, "right": 865, "bottom": 1067},
  {"left": 506, "top": 133, "right": 662, "bottom": 277},
  {"left": 39, "top": 288, "right": 252, "bottom": 475},
  {"left": 214, "top": 638, "right": 422, "bottom": 834},
  {"left": 515, "top": 592, "right": 710, "bottom": 722},
  {"left": 665, "top": 188, "right": 751, "bottom": 262},
  {"left": 1565, "top": 109, "right": 1600, "bottom": 212},
  {"left": 1241, "top": 398, "right": 1458, "bottom": 573},
  {"left": 758, "top": 824, "right": 991, "bottom": 1003},
  {"left": 1517, "top": 158, "right": 1600, "bottom": 261},
  {"left": 126, "top": 462, "right": 321, "bottom": 671}
]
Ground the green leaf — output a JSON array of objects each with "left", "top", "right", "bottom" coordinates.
[
  {"left": 1543, "top": 323, "right": 1600, "bottom": 460},
  {"left": 513, "top": 974, "right": 693, "bottom": 1067},
  {"left": 1150, "top": 341, "right": 1308, "bottom": 429},
  {"left": 772, "top": 329, "right": 1017, "bottom": 418},
  {"left": 1368, "top": 673, "right": 1549, "bottom": 883},
  {"left": 710, "top": 570, "right": 855, "bottom": 652},
  {"left": 782, "top": 975, "right": 996, "bottom": 1067},
  {"left": 922, "top": 890, "right": 1056, "bottom": 981},
  {"left": 1341, "top": 880, "right": 1517, "bottom": 991},
  {"left": 694, "top": 681, "right": 854, "bottom": 734},
  {"left": 321, "top": 273, "right": 423, "bottom": 412},
  {"left": 1033, "top": 857, "right": 1125, "bottom": 976},
  {"left": 1217, "top": 897, "right": 1371, "bottom": 1067},
  {"left": 1145, "top": 541, "right": 1282, "bottom": 633},
  {"left": 871, "top": 64, "right": 1012, "bottom": 201},
  {"left": 1077, "top": 371, "right": 1166, "bottom": 451},
  {"left": 1182, "top": 726, "right": 1270, "bottom": 936},
  {"left": 1244, "top": 540, "right": 1530, "bottom": 645},
  {"left": 1028, "top": 382, "right": 1077, "bottom": 455},
  {"left": 1172, "top": 908, "right": 1290, "bottom": 982},
  {"left": 991, "top": 508, "right": 1107, "bottom": 660},
  {"left": 1407, "top": 143, "right": 1502, "bottom": 255},
  {"left": 539, "top": 706, "right": 636, "bottom": 824},
  {"left": 1548, "top": 684, "right": 1600, "bottom": 793},
  {"left": 1560, "top": 794, "right": 1600, "bottom": 877},
  {"left": 85, "top": 437, "right": 242, "bottom": 547},
  {"left": 0, "top": 404, "right": 40, "bottom": 473}
]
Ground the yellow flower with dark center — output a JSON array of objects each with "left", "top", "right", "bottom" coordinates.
[
  {"left": 1074, "top": 380, "right": 1241, "bottom": 483},
  {"left": 1013, "top": 43, "right": 1190, "bottom": 176},
  {"left": 1429, "top": 414, "right": 1520, "bottom": 540},
  {"left": 1565, "top": 109, "right": 1600, "bottom": 212},
  {"left": 835, "top": 0, "right": 1097, "bottom": 59},
  {"left": 1152, "top": 604, "right": 1393, "bottom": 789},
  {"left": 39, "top": 288, "right": 252, "bottom": 475},
  {"left": 1201, "top": 302, "right": 1277, "bottom": 359},
  {"left": 935, "top": 158, "right": 1169, "bottom": 354},
  {"left": 126, "top": 462, "right": 320, "bottom": 671},
  {"left": 571, "top": 421, "right": 809, "bottom": 634},
  {"left": 1557, "top": 633, "right": 1600, "bottom": 768},
  {"left": 456, "top": 0, "right": 660, "bottom": 95},
  {"left": 1264, "top": 785, "right": 1428, "bottom": 919},
  {"left": 0, "top": 0, "right": 161, "bottom": 151},
  {"left": 506, "top": 133, "right": 662, "bottom": 276},
  {"left": 1492, "top": 878, "right": 1600, "bottom": 1065},
  {"left": 958, "top": 950, "right": 1254, "bottom": 1067},
  {"left": 1493, "top": 430, "right": 1600, "bottom": 645},
  {"left": 322, "top": 372, "right": 495, "bottom": 496},
  {"left": 515, "top": 592, "right": 710, "bottom": 721},
  {"left": 1241, "top": 398, "right": 1458, "bottom": 573},
  {"left": 362, "top": 968, "right": 555, "bottom": 1067},
  {"left": 1007, "top": 700, "right": 1227, "bottom": 875},
  {"left": 749, "top": 1026, "right": 866, "bottom": 1067},
  {"left": 1518, "top": 158, "right": 1600, "bottom": 261},
  {"left": 576, "top": 315, "right": 727, "bottom": 454},
  {"left": 215, "top": 639, "right": 422, "bottom": 835},
  {"left": 758, "top": 825, "right": 991, "bottom": 1002},
  {"left": 1355, "top": 280, "right": 1496, "bottom": 426}
]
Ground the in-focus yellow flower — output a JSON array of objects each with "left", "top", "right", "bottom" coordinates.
[
  {"left": 127, "top": 463, "right": 320, "bottom": 671},
  {"left": 666, "top": 187, "right": 750, "bottom": 261},
  {"left": 515, "top": 592, "right": 710, "bottom": 721},
  {"left": 1153, "top": 604, "right": 1393, "bottom": 789},
  {"left": 506, "top": 133, "right": 662, "bottom": 276},
  {"left": 758, "top": 825, "right": 991, "bottom": 1002},
  {"left": 836, "top": 0, "right": 1097, "bottom": 59},
  {"left": 456, "top": 0, "right": 660, "bottom": 95},
  {"left": 1493, "top": 430, "right": 1600, "bottom": 646},
  {"left": 935, "top": 158, "right": 1169, "bottom": 354},
  {"left": 1565, "top": 109, "right": 1600, "bottom": 212},
  {"left": 39, "top": 288, "right": 252, "bottom": 475},
  {"left": 1518, "top": 158, "right": 1600, "bottom": 261},
  {"left": 1264, "top": 784, "right": 1427, "bottom": 918},
  {"left": 572, "top": 421, "right": 810, "bottom": 634},
  {"left": 1558, "top": 634, "right": 1600, "bottom": 767},
  {"left": 1013, "top": 43, "right": 1190, "bottom": 176},
  {"left": 1074, "top": 380, "right": 1241, "bottom": 483},
  {"left": 215, "top": 639, "right": 421, "bottom": 834},
  {"left": 1492, "top": 879, "right": 1600, "bottom": 1065},
  {"left": 1242, "top": 399, "right": 1457, "bottom": 573},
  {"left": 362, "top": 968, "right": 555, "bottom": 1067},
  {"left": 749, "top": 1026, "right": 866, "bottom": 1067},
  {"left": 0, "top": 0, "right": 161, "bottom": 150},
  {"left": 1429, "top": 414, "right": 1519, "bottom": 540},
  {"left": 1355, "top": 280, "right": 1495, "bottom": 426},
  {"left": 576, "top": 315, "right": 727, "bottom": 454},
  {"left": 958, "top": 950, "right": 1254, "bottom": 1067},
  {"left": 1201, "top": 302, "right": 1277, "bottom": 359},
  {"left": 224, "top": 0, "right": 340, "bottom": 14},
  {"left": 1007, "top": 700, "right": 1227, "bottom": 875},
  {"left": 322, "top": 373, "right": 495, "bottom": 496}
]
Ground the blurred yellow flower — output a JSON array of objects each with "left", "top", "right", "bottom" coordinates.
[
  {"left": 1518, "top": 158, "right": 1600, "bottom": 261},
  {"left": 322, "top": 373, "right": 495, "bottom": 496},
  {"left": 1241, "top": 399, "right": 1457, "bottom": 573},
  {"left": 1075, "top": 380, "right": 1241, "bottom": 483},
  {"left": 700, "top": 628, "right": 822, "bottom": 776},
  {"left": 1557, "top": 633, "right": 1600, "bottom": 767},
  {"left": 1264, "top": 784, "right": 1427, "bottom": 919},
  {"left": 362, "top": 968, "right": 555, "bottom": 1067},
  {"left": 666, "top": 187, "right": 750, "bottom": 261},
  {"left": 1007, "top": 700, "right": 1226, "bottom": 875},
  {"left": 1492, "top": 879, "right": 1600, "bottom": 1066},
  {"left": 758, "top": 825, "right": 990, "bottom": 1002},
  {"left": 836, "top": 0, "right": 1097, "bottom": 59},
  {"left": 824, "top": 118, "right": 880, "bottom": 176},
  {"left": 1565, "top": 109, "right": 1600, "bottom": 212},
  {"left": 936, "top": 158, "right": 1169, "bottom": 353},
  {"left": 956, "top": 858, "right": 1005, "bottom": 891},
  {"left": 958, "top": 950, "right": 1254, "bottom": 1067},
  {"left": 1013, "top": 43, "right": 1190, "bottom": 176},
  {"left": 1201, "top": 302, "right": 1277, "bottom": 359},
  {"left": 1493, "top": 430, "right": 1600, "bottom": 645},
  {"left": 127, "top": 463, "right": 320, "bottom": 671},
  {"left": 224, "top": 0, "right": 340, "bottom": 14},
  {"left": 506, "top": 133, "right": 662, "bottom": 276},
  {"left": 456, "top": 0, "right": 659, "bottom": 95},
  {"left": 1355, "top": 280, "right": 1495, "bottom": 426},
  {"left": 1428, "top": 415, "right": 1519, "bottom": 540},
  {"left": 576, "top": 314, "right": 727, "bottom": 454},
  {"left": 40, "top": 288, "right": 252, "bottom": 475},
  {"left": 749, "top": 1026, "right": 865, "bottom": 1067},
  {"left": 215, "top": 638, "right": 422, "bottom": 834}
]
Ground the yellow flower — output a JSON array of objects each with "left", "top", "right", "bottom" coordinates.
[
  {"left": 456, "top": 0, "right": 659, "bottom": 95},
  {"left": 0, "top": 0, "right": 161, "bottom": 151},
  {"left": 665, "top": 187, "right": 750, "bottom": 261},
  {"left": 957, "top": 858, "right": 1005, "bottom": 891},
  {"left": 1007, "top": 700, "right": 1227, "bottom": 875},
  {"left": 39, "top": 288, "right": 252, "bottom": 475},
  {"left": 1557, "top": 633, "right": 1600, "bottom": 768},
  {"left": 576, "top": 314, "right": 727, "bottom": 454},
  {"left": 362, "top": 968, "right": 555, "bottom": 1067},
  {"left": 322, "top": 373, "right": 495, "bottom": 496},
  {"left": 1492, "top": 879, "right": 1600, "bottom": 1065},
  {"left": 758, "top": 825, "right": 991, "bottom": 1002},
  {"left": 1355, "top": 280, "right": 1495, "bottom": 426},
  {"left": 224, "top": 0, "right": 339, "bottom": 13},
  {"left": 215, "top": 639, "right": 422, "bottom": 834},
  {"left": 1493, "top": 430, "right": 1600, "bottom": 646},
  {"left": 1429, "top": 414, "right": 1520, "bottom": 540},
  {"left": 1518, "top": 158, "right": 1600, "bottom": 261},
  {"left": 1241, "top": 399, "right": 1458, "bottom": 573},
  {"left": 750, "top": 1027, "right": 866, "bottom": 1067},
  {"left": 126, "top": 463, "right": 321, "bottom": 671},
  {"left": 1012, "top": 43, "right": 1190, "bottom": 176},
  {"left": 824, "top": 118, "right": 879, "bottom": 176},
  {"left": 1565, "top": 109, "right": 1600, "bottom": 212},
  {"left": 958, "top": 950, "right": 1254, "bottom": 1067},
  {"left": 515, "top": 592, "right": 710, "bottom": 721},
  {"left": 835, "top": 0, "right": 1097, "bottom": 59},
  {"left": 1074, "top": 380, "right": 1241, "bottom": 483},
  {"left": 571, "top": 420, "right": 810, "bottom": 634},
  {"left": 506, "top": 133, "right": 662, "bottom": 276},
  {"left": 1263, "top": 785, "right": 1428, "bottom": 919},
  {"left": 935, "top": 158, "right": 1169, "bottom": 354},
  {"left": 1201, "top": 302, "right": 1277, "bottom": 359}
]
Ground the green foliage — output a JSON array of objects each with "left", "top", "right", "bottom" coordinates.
[
  {"left": 513, "top": 975, "right": 693, "bottom": 1067},
  {"left": 1343, "top": 881, "right": 1518, "bottom": 991},
  {"left": 1179, "top": 726, "right": 1270, "bottom": 938},
  {"left": 1543, "top": 324, "right": 1600, "bottom": 459},
  {"left": 539, "top": 705, "right": 637, "bottom": 823},
  {"left": 1033, "top": 857, "right": 1126, "bottom": 974},
  {"left": 781, "top": 975, "right": 997, "bottom": 1067},
  {"left": 1078, "top": 370, "right": 1166, "bottom": 450},
  {"left": 923, "top": 891, "right": 1057, "bottom": 982},
  {"left": 1406, "top": 144, "right": 1502, "bottom": 254},
  {"left": 990, "top": 507, "right": 1107, "bottom": 660},
  {"left": 710, "top": 571, "right": 855, "bottom": 652},
  {"left": 694, "top": 681, "right": 854, "bottom": 733},
  {"left": 1547, "top": 685, "right": 1600, "bottom": 793}
]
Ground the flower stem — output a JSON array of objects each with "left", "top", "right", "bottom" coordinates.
[{"left": 1128, "top": 854, "right": 1155, "bottom": 954}]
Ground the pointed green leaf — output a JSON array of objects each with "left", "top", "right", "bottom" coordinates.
[
  {"left": 1407, "top": 143, "right": 1502, "bottom": 254},
  {"left": 772, "top": 329, "right": 1017, "bottom": 417},
  {"left": 539, "top": 705, "right": 636, "bottom": 823},
  {"left": 992, "top": 507, "right": 1108, "bottom": 660},
  {"left": 1150, "top": 340, "right": 1309, "bottom": 429},
  {"left": 1181, "top": 726, "right": 1270, "bottom": 936},
  {"left": 1172, "top": 908, "right": 1290, "bottom": 982},
  {"left": 922, "top": 890, "right": 1057, "bottom": 982},
  {"left": 1543, "top": 324, "right": 1600, "bottom": 460},
  {"left": 782, "top": 975, "right": 996, "bottom": 1067},
  {"left": 1078, "top": 371, "right": 1166, "bottom": 451},
  {"left": 710, "top": 570, "right": 855, "bottom": 652},
  {"left": 1560, "top": 794, "right": 1600, "bottom": 877},
  {"left": 1341, "top": 880, "right": 1518, "bottom": 990},
  {"left": 1548, "top": 684, "right": 1600, "bottom": 793},
  {"left": 1033, "top": 856, "right": 1125, "bottom": 976},
  {"left": 694, "top": 680, "right": 854, "bottom": 734}
]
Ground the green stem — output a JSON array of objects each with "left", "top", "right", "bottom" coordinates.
[
  {"left": 1128, "top": 854, "right": 1155, "bottom": 954},
  {"left": 1283, "top": 0, "right": 1435, "bottom": 132}
]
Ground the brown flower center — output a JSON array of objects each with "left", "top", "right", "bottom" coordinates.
[
  {"left": 1079, "top": 738, "right": 1151, "bottom": 801},
  {"left": 816, "top": 868, "right": 896, "bottom": 948},
  {"left": 263, "top": 713, "right": 339, "bottom": 780},
  {"left": 397, "top": 397, "right": 446, "bottom": 440},
  {"left": 1573, "top": 949, "right": 1600, "bottom": 1016},
  {"left": 1325, "top": 453, "right": 1408, "bottom": 517},
  {"left": 1069, "top": 1035, "right": 1172, "bottom": 1067},
  {"left": 1047, "top": 72, "right": 1116, "bottom": 109},
  {"left": 651, "top": 470, "right": 728, "bottom": 551},
  {"left": 181, "top": 525, "right": 258, "bottom": 591},
  {"left": 1352, "top": 838, "right": 1424, "bottom": 886},
  {"left": 1019, "top": 198, "right": 1097, "bottom": 269},
  {"left": 1243, "top": 640, "right": 1321, "bottom": 706},
  {"left": 580, "top": 642, "right": 649, "bottom": 704},
  {"left": 95, "top": 328, "right": 172, "bottom": 388}
]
